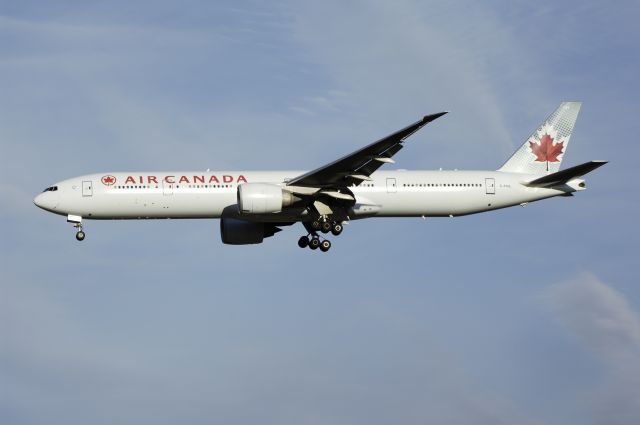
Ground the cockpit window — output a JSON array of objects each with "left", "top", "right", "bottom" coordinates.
[{"left": 42, "top": 186, "right": 58, "bottom": 192}]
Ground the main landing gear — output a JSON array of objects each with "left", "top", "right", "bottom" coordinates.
[
  {"left": 310, "top": 219, "right": 343, "bottom": 236},
  {"left": 299, "top": 218, "right": 343, "bottom": 252},
  {"left": 298, "top": 235, "right": 332, "bottom": 252}
]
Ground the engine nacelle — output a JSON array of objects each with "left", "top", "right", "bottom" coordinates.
[
  {"left": 220, "top": 218, "right": 280, "bottom": 245},
  {"left": 237, "top": 183, "right": 297, "bottom": 214}
]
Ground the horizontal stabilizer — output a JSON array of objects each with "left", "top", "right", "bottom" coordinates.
[{"left": 525, "top": 160, "right": 607, "bottom": 188}]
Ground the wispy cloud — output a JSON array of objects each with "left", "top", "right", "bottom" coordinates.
[
  {"left": 286, "top": 0, "right": 549, "bottom": 165},
  {"left": 545, "top": 273, "right": 640, "bottom": 425},
  {"left": 290, "top": 89, "right": 352, "bottom": 116}
]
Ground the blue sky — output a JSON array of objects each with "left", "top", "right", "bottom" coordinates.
[{"left": 1, "top": 1, "right": 639, "bottom": 424}]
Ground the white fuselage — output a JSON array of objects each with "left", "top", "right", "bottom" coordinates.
[{"left": 34, "top": 169, "right": 576, "bottom": 221}]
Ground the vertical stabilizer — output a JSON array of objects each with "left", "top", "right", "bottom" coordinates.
[{"left": 499, "top": 102, "right": 581, "bottom": 174}]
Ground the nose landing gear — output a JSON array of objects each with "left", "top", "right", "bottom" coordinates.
[
  {"left": 74, "top": 223, "right": 85, "bottom": 241},
  {"left": 67, "top": 215, "right": 85, "bottom": 241}
]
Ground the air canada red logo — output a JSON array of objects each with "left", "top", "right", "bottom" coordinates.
[
  {"left": 101, "top": 175, "right": 116, "bottom": 185},
  {"left": 529, "top": 133, "right": 564, "bottom": 171}
]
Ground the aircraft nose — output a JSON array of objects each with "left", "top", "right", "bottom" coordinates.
[
  {"left": 33, "top": 192, "right": 59, "bottom": 211},
  {"left": 33, "top": 193, "right": 44, "bottom": 208}
]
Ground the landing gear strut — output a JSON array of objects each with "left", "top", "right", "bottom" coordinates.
[{"left": 74, "top": 223, "right": 85, "bottom": 241}]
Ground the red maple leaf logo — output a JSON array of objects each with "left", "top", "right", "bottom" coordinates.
[
  {"left": 529, "top": 134, "right": 564, "bottom": 170},
  {"left": 101, "top": 175, "right": 116, "bottom": 185}
]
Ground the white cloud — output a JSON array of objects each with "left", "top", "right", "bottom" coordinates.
[{"left": 545, "top": 273, "right": 640, "bottom": 425}]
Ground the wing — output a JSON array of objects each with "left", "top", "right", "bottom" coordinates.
[{"left": 287, "top": 112, "right": 448, "bottom": 188}]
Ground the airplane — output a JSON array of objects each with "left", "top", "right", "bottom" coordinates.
[{"left": 34, "top": 102, "right": 606, "bottom": 252}]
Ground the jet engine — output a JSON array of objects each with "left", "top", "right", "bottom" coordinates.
[
  {"left": 237, "top": 183, "right": 298, "bottom": 214},
  {"left": 220, "top": 217, "right": 281, "bottom": 245}
]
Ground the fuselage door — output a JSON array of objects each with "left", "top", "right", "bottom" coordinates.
[
  {"left": 82, "top": 181, "right": 93, "bottom": 197},
  {"left": 485, "top": 178, "right": 495, "bottom": 195},
  {"left": 386, "top": 178, "right": 397, "bottom": 193},
  {"left": 162, "top": 179, "right": 173, "bottom": 196}
]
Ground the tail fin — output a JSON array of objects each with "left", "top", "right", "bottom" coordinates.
[{"left": 499, "top": 102, "right": 581, "bottom": 174}]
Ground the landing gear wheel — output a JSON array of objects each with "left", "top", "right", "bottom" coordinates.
[
  {"left": 298, "top": 236, "right": 309, "bottom": 248},
  {"left": 75, "top": 231, "right": 85, "bottom": 241},
  {"left": 311, "top": 220, "right": 322, "bottom": 231},
  {"left": 321, "top": 221, "right": 332, "bottom": 233},
  {"left": 331, "top": 223, "right": 343, "bottom": 236},
  {"left": 309, "top": 237, "right": 320, "bottom": 250},
  {"left": 320, "top": 240, "right": 331, "bottom": 252}
]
